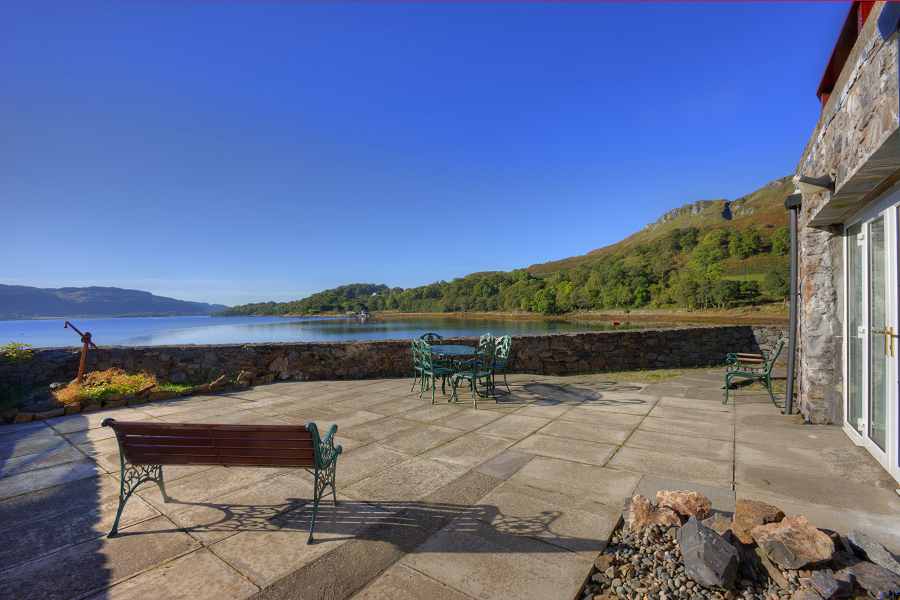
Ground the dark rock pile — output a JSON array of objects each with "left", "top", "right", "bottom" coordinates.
[{"left": 580, "top": 491, "right": 900, "bottom": 600}]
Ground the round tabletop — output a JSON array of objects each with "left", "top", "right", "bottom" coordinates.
[{"left": 429, "top": 344, "right": 477, "bottom": 356}]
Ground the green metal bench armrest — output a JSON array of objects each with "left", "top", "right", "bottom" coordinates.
[{"left": 314, "top": 423, "right": 343, "bottom": 467}]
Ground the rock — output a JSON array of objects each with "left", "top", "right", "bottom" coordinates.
[
  {"left": 755, "top": 547, "right": 790, "bottom": 590},
  {"left": 790, "top": 589, "right": 822, "bottom": 600},
  {"left": 751, "top": 516, "right": 834, "bottom": 569},
  {"left": 677, "top": 516, "right": 739, "bottom": 589},
  {"left": 837, "top": 561, "right": 900, "bottom": 598},
  {"left": 63, "top": 403, "right": 81, "bottom": 415},
  {"left": 847, "top": 530, "right": 900, "bottom": 576},
  {"left": 624, "top": 495, "right": 682, "bottom": 531},
  {"left": 657, "top": 490, "right": 712, "bottom": 520},
  {"left": 808, "top": 569, "right": 851, "bottom": 599},
  {"left": 703, "top": 513, "right": 734, "bottom": 536},
  {"left": 48, "top": 382, "right": 66, "bottom": 390},
  {"left": 595, "top": 554, "right": 615, "bottom": 572},
  {"left": 733, "top": 499, "right": 785, "bottom": 544}
]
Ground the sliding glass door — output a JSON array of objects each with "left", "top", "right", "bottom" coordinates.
[{"left": 844, "top": 194, "right": 899, "bottom": 482}]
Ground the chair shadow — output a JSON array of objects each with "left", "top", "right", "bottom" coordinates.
[
  {"left": 520, "top": 383, "right": 650, "bottom": 410},
  {"left": 121, "top": 497, "right": 606, "bottom": 553},
  {"left": 521, "top": 383, "right": 600, "bottom": 404}
]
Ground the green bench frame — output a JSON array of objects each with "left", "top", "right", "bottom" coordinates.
[
  {"left": 723, "top": 338, "right": 785, "bottom": 405},
  {"left": 102, "top": 418, "right": 342, "bottom": 544}
]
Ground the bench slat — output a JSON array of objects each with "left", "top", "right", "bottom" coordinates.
[
  {"left": 107, "top": 420, "right": 322, "bottom": 468},
  {"left": 125, "top": 453, "right": 316, "bottom": 467},
  {"left": 118, "top": 436, "right": 314, "bottom": 449},
  {"left": 124, "top": 446, "right": 315, "bottom": 459}
]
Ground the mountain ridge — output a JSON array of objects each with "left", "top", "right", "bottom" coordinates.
[
  {"left": 224, "top": 175, "right": 793, "bottom": 316},
  {"left": 0, "top": 285, "right": 227, "bottom": 320}
]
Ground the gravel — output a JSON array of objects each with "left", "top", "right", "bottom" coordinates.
[{"left": 580, "top": 523, "right": 807, "bottom": 600}]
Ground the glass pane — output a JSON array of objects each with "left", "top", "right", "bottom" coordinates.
[
  {"left": 847, "top": 223, "right": 864, "bottom": 434},
  {"left": 868, "top": 216, "right": 887, "bottom": 451}
]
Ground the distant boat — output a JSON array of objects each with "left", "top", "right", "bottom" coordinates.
[{"left": 356, "top": 308, "right": 370, "bottom": 322}]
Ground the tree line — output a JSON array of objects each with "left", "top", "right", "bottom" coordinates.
[{"left": 222, "top": 225, "right": 790, "bottom": 316}]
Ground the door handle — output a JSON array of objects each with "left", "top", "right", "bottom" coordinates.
[{"left": 873, "top": 326, "right": 897, "bottom": 356}]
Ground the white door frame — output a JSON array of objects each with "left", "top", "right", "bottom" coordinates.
[{"left": 843, "top": 183, "right": 900, "bottom": 483}]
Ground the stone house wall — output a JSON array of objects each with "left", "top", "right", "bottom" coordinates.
[
  {"left": 1, "top": 326, "right": 785, "bottom": 390},
  {"left": 795, "top": 2, "right": 900, "bottom": 423}
]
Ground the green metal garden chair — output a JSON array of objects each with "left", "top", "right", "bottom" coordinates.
[
  {"left": 410, "top": 339, "right": 424, "bottom": 392},
  {"left": 418, "top": 339, "right": 454, "bottom": 404},
  {"left": 493, "top": 335, "right": 512, "bottom": 393},
  {"left": 723, "top": 338, "right": 785, "bottom": 405},
  {"left": 451, "top": 336, "right": 496, "bottom": 408}
]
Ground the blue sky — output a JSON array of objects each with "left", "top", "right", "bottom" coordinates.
[{"left": 3, "top": 1, "right": 846, "bottom": 306}]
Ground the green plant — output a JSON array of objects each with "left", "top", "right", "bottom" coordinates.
[
  {"left": 1, "top": 342, "right": 33, "bottom": 363},
  {"left": 53, "top": 369, "right": 157, "bottom": 405},
  {"left": 154, "top": 382, "right": 194, "bottom": 394}
]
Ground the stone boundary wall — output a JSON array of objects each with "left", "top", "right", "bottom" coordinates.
[{"left": 1, "top": 326, "right": 786, "bottom": 390}]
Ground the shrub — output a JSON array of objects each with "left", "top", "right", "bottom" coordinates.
[
  {"left": 1, "top": 342, "right": 33, "bottom": 363},
  {"left": 53, "top": 368, "right": 157, "bottom": 405}
]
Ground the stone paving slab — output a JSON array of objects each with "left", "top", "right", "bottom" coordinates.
[
  {"left": 1, "top": 370, "right": 898, "bottom": 600},
  {"left": 353, "top": 563, "right": 474, "bottom": 600},
  {"left": 512, "top": 433, "right": 618, "bottom": 466},
  {"left": 399, "top": 518, "right": 593, "bottom": 600},
  {"left": 86, "top": 548, "right": 259, "bottom": 600}
]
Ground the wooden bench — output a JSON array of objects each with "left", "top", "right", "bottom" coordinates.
[
  {"left": 101, "top": 419, "right": 342, "bottom": 543},
  {"left": 723, "top": 338, "right": 785, "bottom": 405}
]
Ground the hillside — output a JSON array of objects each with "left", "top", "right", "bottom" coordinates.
[
  {"left": 220, "top": 284, "right": 389, "bottom": 316},
  {"left": 529, "top": 176, "right": 793, "bottom": 274},
  {"left": 0, "top": 285, "right": 227, "bottom": 320},
  {"left": 224, "top": 176, "right": 792, "bottom": 316}
]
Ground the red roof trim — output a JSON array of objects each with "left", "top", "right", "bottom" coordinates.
[{"left": 816, "top": 1, "right": 875, "bottom": 105}]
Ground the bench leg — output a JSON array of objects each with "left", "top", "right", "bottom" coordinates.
[
  {"left": 308, "top": 459, "right": 338, "bottom": 545},
  {"left": 158, "top": 466, "right": 169, "bottom": 502},
  {"left": 764, "top": 375, "right": 777, "bottom": 404},
  {"left": 723, "top": 375, "right": 731, "bottom": 405},
  {"left": 307, "top": 484, "right": 321, "bottom": 545},
  {"left": 109, "top": 462, "right": 163, "bottom": 537}
]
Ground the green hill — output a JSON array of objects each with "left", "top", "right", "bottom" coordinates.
[
  {"left": 224, "top": 176, "right": 792, "bottom": 316},
  {"left": 221, "top": 283, "right": 388, "bottom": 316}
]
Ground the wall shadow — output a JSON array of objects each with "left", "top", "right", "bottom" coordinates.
[{"left": 0, "top": 415, "right": 109, "bottom": 599}]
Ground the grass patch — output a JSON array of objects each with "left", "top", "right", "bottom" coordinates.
[
  {"left": 53, "top": 368, "right": 157, "bottom": 405},
  {"left": 595, "top": 367, "right": 691, "bottom": 383},
  {"left": 154, "top": 382, "right": 194, "bottom": 394}
]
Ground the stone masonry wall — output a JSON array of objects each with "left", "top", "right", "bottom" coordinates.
[
  {"left": 795, "top": 4, "right": 900, "bottom": 423},
  {"left": 1, "top": 326, "right": 785, "bottom": 390}
]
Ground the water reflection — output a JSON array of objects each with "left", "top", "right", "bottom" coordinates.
[{"left": 0, "top": 315, "right": 665, "bottom": 348}]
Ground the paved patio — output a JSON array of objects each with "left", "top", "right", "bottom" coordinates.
[{"left": 1, "top": 370, "right": 897, "bottom": 600}]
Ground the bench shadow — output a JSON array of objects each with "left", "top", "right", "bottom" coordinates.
[{"left": 124, "top": 498, "right": 605, "bottom": 553}]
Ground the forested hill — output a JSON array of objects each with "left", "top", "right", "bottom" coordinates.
[
  {"left": 221, "top": 284, "right": 389, "bottom": 316},
  {"left": 223, "top": 176, "right": 793, "bottom": 316}
]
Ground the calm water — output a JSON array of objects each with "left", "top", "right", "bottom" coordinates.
[{"left": 0, "top": 315, "right": 662, "bottom": 348}]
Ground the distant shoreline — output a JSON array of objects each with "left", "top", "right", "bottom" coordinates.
[
  {"left": 270, "top": 305, "right": 788, "bottom": 326},
  {"left": 0, "top": 313, "right": 228, "bottom": 322}
]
